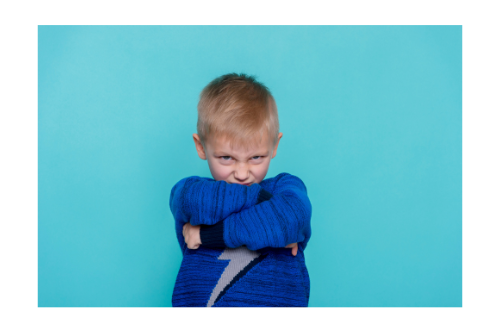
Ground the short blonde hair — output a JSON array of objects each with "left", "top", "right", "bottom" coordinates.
[{"left": 197, "top": 73, "right": 279, "bottom": 151}]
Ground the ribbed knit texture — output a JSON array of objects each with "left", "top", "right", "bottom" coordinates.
[
  {"left": 169, "top": 172, "right": 312, "bottom": 307},
  {"left": 200, "top": 221, "right": 225, "bottom": 248}
]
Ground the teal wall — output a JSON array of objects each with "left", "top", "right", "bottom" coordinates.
[{"left": 38, "top": 26, "right": 462, "bottom": 306}]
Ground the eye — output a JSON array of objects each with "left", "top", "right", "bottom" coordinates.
[{"left": 219, "top": 156, "right": 262, "bottom": 162}]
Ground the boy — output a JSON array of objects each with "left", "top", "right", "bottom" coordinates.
[{"left": 169, "top": 73, "right": 312, "bottom": 307}]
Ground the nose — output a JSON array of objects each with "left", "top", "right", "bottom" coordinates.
[{"left": 234, "top": 162, "right": 249, "bottom": 182}]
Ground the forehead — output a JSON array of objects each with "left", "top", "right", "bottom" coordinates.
[{"left": 208, "top": 135, "right": 271, "bottom": 157}]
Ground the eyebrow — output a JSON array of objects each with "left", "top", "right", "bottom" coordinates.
[{"left": 215, "top": 152, "right": 268, "bottom": 158}]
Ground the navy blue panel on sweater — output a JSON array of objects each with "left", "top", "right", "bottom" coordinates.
[
  {"left": 257, "top": 188, "right": 273, "bottom": 203},
  {"left": 170, "top": 173, "right": 312, "bottom": 307},
  {"left": 200, "top": 221, "right": 226, "bottom": 248}
]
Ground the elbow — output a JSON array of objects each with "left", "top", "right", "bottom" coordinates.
[
  {"left": 297, "top": 196, "right": 312, "bottom": 232},
  {"left": 282, "top": 191, "right": 312, "bottom": 240},
  {"left": 296, "top": 194, "right": 312, "bottom": 235},
  {"left": 293, "top": 199, "right": 311, "bottom": 245}
]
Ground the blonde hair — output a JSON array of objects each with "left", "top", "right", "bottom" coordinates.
[{"left": 197, "top": 73, "right": 279, "bottom": 151}]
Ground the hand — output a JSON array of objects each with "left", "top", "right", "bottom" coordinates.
[
  {"left": 183, "top": 222, "right": 201, "bottom": 249},
  {"left": 285, "top": 243, "right": 298, "bottom": 256}
]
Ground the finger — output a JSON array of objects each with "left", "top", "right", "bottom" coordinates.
[{"left": 292, "top": 245, "right": 298, "bottom": 256}]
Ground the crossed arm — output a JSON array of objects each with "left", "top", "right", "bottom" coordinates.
[
  {"left": 182, "top": 224, "right": 299, "bottom": 255},
  {"left": 170, "top": 174, "right": 311, "bottom": 255}
]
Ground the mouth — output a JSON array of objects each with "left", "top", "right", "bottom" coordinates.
[{"left": 235, "top": 182, "right": 251, "bottom": 186}]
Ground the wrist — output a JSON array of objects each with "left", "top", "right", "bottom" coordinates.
[
  {"left": 200, "top": 222, "right": 226, "bottom": 248},
  {"left": 195, "top": 226, "right": 202, "bottom": 247}
]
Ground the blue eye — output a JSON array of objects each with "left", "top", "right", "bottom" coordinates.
[
  {"left": 221, "top": 156, "right": 231, "bottom": 161},
  {"left": 252, "top": 156, "right": 261, "bottom": 160}
]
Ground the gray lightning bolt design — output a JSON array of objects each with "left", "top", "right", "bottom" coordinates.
[{"left": 206, "top": 247, "right": 260, "bottom": 307}]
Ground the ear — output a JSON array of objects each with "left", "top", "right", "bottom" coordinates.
[
  {"left": 193, "top": 134, "right": 207, "bottom": 160},
  {"left": 271, "top": 132, "right": 283, "bottom": 159}
]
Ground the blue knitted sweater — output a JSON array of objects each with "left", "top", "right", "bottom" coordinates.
[{"left": 169, "top": 172, "right": 312, "bottom": 307}]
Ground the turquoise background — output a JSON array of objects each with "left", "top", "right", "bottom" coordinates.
[{"left": 38, "top": 26, "right": 462, "bottom": 307}]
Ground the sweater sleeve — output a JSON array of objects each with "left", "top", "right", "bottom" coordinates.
[
  {"left": 169, "top": 176, "right": 263, "bottom": 252},
  {"left": 200, "top": 173, "right": 312, "bottom": 251}
]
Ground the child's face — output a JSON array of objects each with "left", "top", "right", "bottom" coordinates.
[{"left": 193, "top": 132, "right": 283, "bottom": 185}]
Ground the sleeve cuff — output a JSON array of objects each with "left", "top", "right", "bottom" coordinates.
[
  {"left": 257, "top": 188, "right": 273, "bottom": 204},
  {"left": 200, "top": 221, "right": 226, "bottom": 248}
]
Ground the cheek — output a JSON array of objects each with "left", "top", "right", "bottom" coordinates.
[
  {"left": 254, "top": 162, "right": 270, "bottom": 177},
  {"left": 209, "top": 160, "right": 231, "bottom": 178},
  {"left": 256, "top": 163, "right": 269, "bottom": 178}
]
